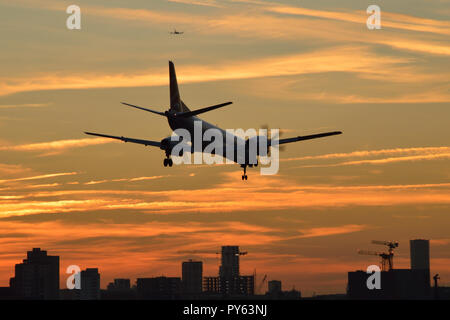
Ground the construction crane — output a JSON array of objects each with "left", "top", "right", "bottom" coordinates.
[
  {"left": 358, "top": 250, "right": 392, "bottom": 271},
  {"left": 371, "top": 240, "right": 398, "bottom": 270},
  {"left": 256, "top": 274, "right": 267, "bottom": 295},
  {"left": 372, "top": 240, "right": 399, "bottom": 251}
]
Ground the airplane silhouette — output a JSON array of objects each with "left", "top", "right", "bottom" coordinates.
[
  {"left": 85, "top": 61, "right": 342, "bottom": 180},
  {"left": 170, "top": 29, "right": 184, "bottom": 35}
]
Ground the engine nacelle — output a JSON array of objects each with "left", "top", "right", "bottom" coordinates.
[{"left": 160, "top": 137, "right": 186, "bottom": 157}]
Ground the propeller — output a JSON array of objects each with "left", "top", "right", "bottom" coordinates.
[{"left": 261, "top": 124, "right": 287, "bottom": 152}]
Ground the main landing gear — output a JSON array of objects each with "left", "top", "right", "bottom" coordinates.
[
  {"left": 163, "top": 158, "right": 173, "bottom": 167},
  {"left": 241, "top": 165, "right": 248, "bottom": 180},
  {"left": 163, "top": 150, "right": 173, "bottom": 167}
]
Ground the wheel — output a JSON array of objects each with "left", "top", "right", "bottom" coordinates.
[{"left": 168, "top": 159, "right": 173, "bottom": 167}]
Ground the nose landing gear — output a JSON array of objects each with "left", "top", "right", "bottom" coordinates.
[{"left": 241, "top": 165, "right": 248, "bottom": 180}]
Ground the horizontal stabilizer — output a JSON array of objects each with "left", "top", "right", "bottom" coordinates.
[
  {"left": 271, "top": 131, "right": 342, "bottom": 146},
  {"left": 121, "top": 102, "right": 165, "bottom": 116},
  {"left": 85, "top": 132, "right": 161, "bottom": 148},
  {"left": 177, "top": 102, "right": 233, "bottom": 118}
]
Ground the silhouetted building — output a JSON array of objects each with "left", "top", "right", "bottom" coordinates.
[
  {"left": 103, "top": 278, "right": 135, "bottom": 300},
  {"left": 220, "top": 246, "right": 240, "bottom": 280},
  {"left": 59, "top": 288, "right": 80, "bottom": 300},
  {"left": 268, "top": 280, "right": 282, "bottom": 294},
  {"left": 436, "top": 287, "right": 450, "bottom": 300},
  {"left": 219, "top": 246, "right": 241, "bottom": 295},
  {"left": 281, "top": 288, "right": 302, "bottom": 300},
  {"left": 136, "top": 277, "right": 181, "bottom": 299},
  {"left": 80, "top": 268, "right": 100, "bottom": 300},
  {"left": 203, "top": 276, "right": 221, "bottom": 293},
  {"left": 410, "top": 239, "right": 430, "bottom": 270},
  {"left": 347, "top": 269, "right": 430, "bottom": 300},
  {"left": 107, "top": 278, "right": 130, "bottom": 291},
  {"left": 182, "top": 260, "right": 202, "bottom": 295},
  {"left": 10, "top": 248, "right": 59, "bottom": 300},
  {"left": 238, "top": 275, "right": 254, "bottom": 295},
  {"left": 203, "top": 275, "right": 254, "bottom": 296},
  {"left": 0, "top": 287, "right": 12, "bottom": 300},
  {"left": 410, "top": 239, "right": 431, "bottom": 295},
  {"left": 203, "top": 246, "right": 255, "bottom": 296}
]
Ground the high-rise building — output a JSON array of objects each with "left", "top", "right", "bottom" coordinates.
[
  {"left": 182, "top": 260, "right": 203, "bottom": 295},
  {"left": 219, "top": 246, "right": 240, "bottom": 294},
  {"left": 219, "top": 246, "right": 240, "bottom": 280},
  {"left": 10, "top": 248, "right": 59, "bottom": 300},
  {"left": 80, "top": 268, "right": 100, "bottom": 300},
  {"left": 410, "top": 239, "right": 430, "bottom": 270},
  {"left": 410, "top": 239, "right": 431, "bottom": 297}
]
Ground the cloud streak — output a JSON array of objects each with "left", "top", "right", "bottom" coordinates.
[
  {"left": 296, "top": 224, "right": 367, "bottom": 239},
  {"left": 1, "top": 172, "right": 449, "bottom": 217},
  {"left": 0, "top": 138, "right": 114, "bottom": 153},
  {"left": 0, "top": 46, "right": 416, "bottom": 96},
  {"left": 285, "top": 146, "right": 450, "bottom": 162},
  {"left": 0, "top": 172, "right": 77, "bottom": 184}
]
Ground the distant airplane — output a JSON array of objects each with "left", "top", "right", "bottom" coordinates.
[
  {"left": 170, "top": 29, "right": 184, "bottom": 35},
  {"left": 85, "top": 61, "right": 342, "bottom": 180}
]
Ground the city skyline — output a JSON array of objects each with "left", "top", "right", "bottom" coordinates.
[
  {"left": 0, "top": 0, "right": 449, "bottom": 297},
  {"left": 1, "top": 240, "right": 446, "bottom": 298}
]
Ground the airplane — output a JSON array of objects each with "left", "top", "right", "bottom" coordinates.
[
  {"left": 85, "top": 61, "right": 342, "bottom": 180},
  {"left": 170, "top": 29, "right": 184, "bottom": 35}
]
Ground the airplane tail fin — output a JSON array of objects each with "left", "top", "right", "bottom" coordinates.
[{"left": 169, "top": 61, "right": 184, "bottom": 112}]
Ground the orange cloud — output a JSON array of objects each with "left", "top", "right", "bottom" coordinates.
[
  {"left": 1, "top": 171, "right": 449, "bottom": 217},
  {"left": 0, "top": 172, "right": 78, "bottom": 184},
  {"left": 0, "top": 46, "right": 418, "bottom": 96},
  {"left": 296, "top": 224, "right": 367, "bottom": 239},
  {"left": 301, "top": 153, "right": 450, "bottom": 168},
  {"left": 0, "top": 138, "right": 114, "bottom": 153},
  {"left": 0, "top": 103, "right": 50, "bottom": 109},
  {"left": 267, "top": 5, "right": 450, "bottom": 36},
  {"left": 285, "top": 146, "right": 450, "bottom": 162},
  {"left": 167, "top": 0, "right": 223, "bottom": 8}
]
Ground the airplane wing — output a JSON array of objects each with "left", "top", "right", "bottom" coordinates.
[
  {"left": 270, "top": 131, "right": 342, "bottom": 146},
  {"left": 85, "top": 132, "right": 161, "bottom": 148}
]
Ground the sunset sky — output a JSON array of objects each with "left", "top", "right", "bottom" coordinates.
[{"left": 0, "top": 0, "right": 449, "bottom": 296}]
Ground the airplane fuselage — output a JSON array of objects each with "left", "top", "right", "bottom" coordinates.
[{"left": 167, "top": 115, "right": 250, "bottom": 164}]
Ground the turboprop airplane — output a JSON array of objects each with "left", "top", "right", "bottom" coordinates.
[
  {"left": 170, "top": 29, "right": 184, "bottom": 35},
  {"left": 85, "top": 61, "right": 342, "bottom": 180}
]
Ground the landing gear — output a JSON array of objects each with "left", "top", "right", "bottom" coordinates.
[
  {"left": 163, "top": 157, "right": 173, "bottom": 167},
  {"left": 241, "top": 165, "right": 248, "bottom": 180}
]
